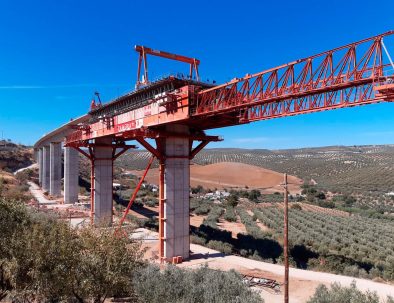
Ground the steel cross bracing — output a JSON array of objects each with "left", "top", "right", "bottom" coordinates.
[{"left": 195, "top": 31, "right": 394, "bottom": 124}]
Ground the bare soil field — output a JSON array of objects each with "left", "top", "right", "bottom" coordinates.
[
  {"left": 131, "top": 162, "right": 302, "bottom": 194},
  {"left": 190, "top": 213, "right": 205, "bottom": 227},
  {"left": 0, "top": 170, "right": 17, "bottom": 185}
]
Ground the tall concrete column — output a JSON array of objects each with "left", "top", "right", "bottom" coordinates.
[
  {"left": 50, "top": 142, "right": 62, "bottom": 196},
  {"left": 42, "top": 146, "right": 50, "bottom": 192},
  {"left": 38, "top": 148, "right": 43, "bottom": 185},
  {"left": 93, "top": 138, "right": 113, "bottom": 226},
  {"left": 163, "top": 125, "right": 190, "bottom": 260},
  {"left": 64, "top": 147, "right": 79, "bottom": 204}
]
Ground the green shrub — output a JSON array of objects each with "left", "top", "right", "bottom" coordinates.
[
  {"left": 195, "top": 203, "right": 211, "bottom": 215},
  {"left": 0, "top": 198, "right": 143, "bottom": 302},
  {"left": 224, "top": 207, "right": 237, "bottom": 222},
  {"left": 307, "top": 282, "right": 389, "bottom": 303},
  {"left": 207, "top": 240, "right": 233, "bottom": 254},
  {"left": 290, "top": 203, "right": 302, "bottom": 210},
  {"left": 203, "top": 206, "right": 224, "bottom": 228},
  {"left": 190, "top": 235, "right": 206, "bottom": 246},
  {"left": 226, "top": 194, "right": 239, "bottom": 208},
  {"left": 133, "top": 265, "right": 262, "bottom": 303},
  {"left": 144, "top": 199, "right": 158, "bottom": 207}
]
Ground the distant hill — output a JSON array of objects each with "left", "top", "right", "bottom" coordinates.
[
  {"left": 130, "top": 162, "right": 303, "bottom": 194},
  {"left": 116, "top": 144, "right": 394, "bottom": 212},
  {"left": 0, "top": 141, "right": 33, "bottom": 173}
]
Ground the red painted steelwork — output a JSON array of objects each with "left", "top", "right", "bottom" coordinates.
[
  {"left": 66, "top": 86, "right": 192, "bottom": 145},
  {"left": 159, "top": 161, "right": 165, "bottom": 262},
  {"left": 115, "top": 155, "right": 155, "bottom": 234},
  {"left": 66, "top": 32, "right": 394, "bottom": 147},
  {"left": 71, "top": 144, "right": 136, "bottom": 225},
  {"left": 62, "top": 32, "right": 394, "bottom": 263},
  {"left": 196, "top": 31, "right": 394, "bottom": 124},
  {"left": 135, "top": 45, "right": 200, "bottom": 89}
]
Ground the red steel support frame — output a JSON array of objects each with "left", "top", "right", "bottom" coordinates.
[
  {"left": 69, "top": 132, "right": 220, "bottom": 262},
  {"left": 71, "top": 144, "right": 136, "bottom": 225},
  {"left": 115, "top": 155, "right": 155, "bottom": 235},
  {"left": 133, "top": 134, "right": 221, "bottom": 262},
  {"left": 135, "top": 45, "right": 200, "bottom": 88},
  {"left": 196, "top": 31, "right": 394, "bottom": 123},
  {"left": 159, "top": 160, "right": 165, "bottom": 262},
  {"left": 62, "top": 31, "right": 394, "bottom": 263}
]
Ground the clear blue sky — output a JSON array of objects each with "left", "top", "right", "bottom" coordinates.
[{"left": 0, "top": 0, "right": 394, "bottom": 149}]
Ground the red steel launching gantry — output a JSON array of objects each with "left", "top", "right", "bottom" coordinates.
[
  {"left": 67, "top": 31, "right": 394, "bottom": 145},
  {"left": 65, "top": 31, "right": 394, "bottom": 263}
]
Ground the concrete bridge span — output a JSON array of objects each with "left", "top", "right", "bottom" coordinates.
[{"left": 34, "top": 114, "right": 89, "bottom": 203}]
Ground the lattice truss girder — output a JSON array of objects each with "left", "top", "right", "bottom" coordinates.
[{"left": 196, "top": 31, "right": 394, "bottom": 121}]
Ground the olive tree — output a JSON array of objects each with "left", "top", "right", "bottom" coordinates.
[
  {"left": 307, "top": 282, "right": 386, "bottom": 303},
  {"left": 133, "top": 264, "right": 262, "bottom": 303}
]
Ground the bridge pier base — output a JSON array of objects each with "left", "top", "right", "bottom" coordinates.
[
  {"left": 64, "top": 147, "right": 79, "bottom": 204},
  {"left": 49, "top": 142, "right": 62, "bottom": 197},
  {"left": 161, "top": 128, "right": 190, "bottom": 261},
  {"left": 42, "top": 146, "right": 50, "bottom": 192},
  {"left": 93, "top": 138, "right": 114, "bottom": 226},
  {"left": 135, "top": 127, "right": 220, "bottom": 263}
]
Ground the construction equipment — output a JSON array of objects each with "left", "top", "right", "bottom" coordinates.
[
  {"left": 242, "top": 275, "right": 281, "bottom": 293},
  {"left": 65, "top": 31, "right": 394, "bottom": 263}
]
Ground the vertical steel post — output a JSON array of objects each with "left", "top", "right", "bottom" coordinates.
[
  {"left": 284, "top": 173, "right": 289, "bottom": 303},
  {"left": 90, "top": 158, "right": 95, "bottom": 225},
  {"left": 159, "top": 161, "right": 165, "bottom": 262}
]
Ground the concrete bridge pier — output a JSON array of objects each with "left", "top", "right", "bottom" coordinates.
[
  {"left": 92, "top": 138, "right": 114, "bottom": 226},
  {"left": 64, "top": 147, "right": 79, "bottom": 204},
  {"left": 49, "top": 142, "right": 62, "bottom": 196},
  {"left": 153, "top": 125, "right": 191, "bottom": 262},
  {"left": 38, "top": 148, "right": 43, "bottom": 185},
  {"left": 162, "top": 134, "right": 190, "bottom": 261},
  {"left": 42, "top": 146, "right": 50, "bottom": 192},
  {"left": 136, "top": 125, "right": 219, "bottom": 263}
]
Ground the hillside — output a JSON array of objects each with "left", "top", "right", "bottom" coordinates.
[
  {"left": 0, "top": 140, "right": 33, "bottom": 173},
  {"left": 0, "top": 141, "right": 34, "bottom": 201},
  {"left": 117, "top": 145, "right": 394, "bottom": 212},
  {"left": 130, "top": 162, "right": 302, "bottom": 194}
]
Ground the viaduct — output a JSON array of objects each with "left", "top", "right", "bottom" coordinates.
[{"left": 34, "top": 32, "right": 394, "bottom": 263}]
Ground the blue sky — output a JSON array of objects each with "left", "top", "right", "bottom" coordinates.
[{"left": 1, "top": 0, "right": 394, "bottom": 149}]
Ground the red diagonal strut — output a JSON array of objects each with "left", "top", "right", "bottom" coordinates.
[{"left": 115, "top": 155, "right": 155, "bottom": 234}]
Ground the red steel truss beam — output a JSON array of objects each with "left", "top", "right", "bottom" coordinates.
[{"left": 195, "top": 31, "right": 394, "bottom": 122}]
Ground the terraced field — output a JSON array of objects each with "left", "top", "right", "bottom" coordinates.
[{"left": 252, "top": 206, "right": 394, "bottom": 279}]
